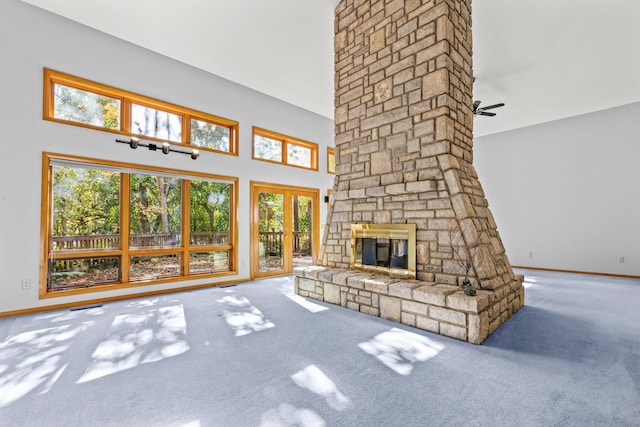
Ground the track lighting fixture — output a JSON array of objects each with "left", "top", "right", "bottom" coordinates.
[{"left": 116, "top": 137, "right": 199, "bottom": 159}]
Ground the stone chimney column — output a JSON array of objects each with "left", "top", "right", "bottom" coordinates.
[{"left": 321, "top": 0, "right": 521, "bottom": 293}]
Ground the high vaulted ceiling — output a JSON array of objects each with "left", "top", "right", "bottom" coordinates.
[{"left": 21, "top": 0, "right": 640, "bottom": 137}]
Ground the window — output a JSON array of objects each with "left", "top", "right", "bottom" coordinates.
[
  {"left": 252, "top": 127, "right": 318, "bottom": 170},
  {"left": 131, "top": 103, "right": 182, "bottom": 142},
  {"left": 327, "top": 147, "right": 336, "bottom": 174},
  {"left": 42, "top": 153, "right": 237, "bottom": 296},
  {"left": 44, "top": 68, "right": 238, "bottom": 156},
  {"left": 53, "top": 83, "right": 121, "bottom": 129}
]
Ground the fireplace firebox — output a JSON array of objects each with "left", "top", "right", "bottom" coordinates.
[{"left": 350, "top": 224, "right": 416, "bottom": 279}]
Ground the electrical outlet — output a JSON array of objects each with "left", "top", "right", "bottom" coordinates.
[
  {"left": 618, "top": 257, "right": 625, "bottom": 264},
  {"left": 21, "top": 279, "right": 31, "bottom": 290},
  {"left": 527, "top": 251, "right": 533, "bottom": 258}
]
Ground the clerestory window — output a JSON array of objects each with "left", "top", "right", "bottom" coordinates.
[
  {"left": 252, "top": 127, "right": 318, "bottom": 171},
  {"left": 44, "top": 68, "right": 238, "bottom": 156}
]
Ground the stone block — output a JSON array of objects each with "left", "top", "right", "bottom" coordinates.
[
  {"left": 429, "top": 305, "right": 466, "bottom": 326},
  {"left": 468, "top": 312, "right": 489, "bottom": 344},
  {"left": 416, "top": 316, "right": 439, "bottom": 333},
  {"left": 297, "top": 278, "right": 317, "bottom": 292},
  {"left": 380, "top": 295, "right": 401, "bottom": 322},
  {"left": 473, "top": 246, "right": 499, "bottom": 280},
  {"left": 402, "top": 300, "right": 430, "bottom": 316},
  {"left": 421, "top": 141, "right": 451, "bottom": 157},
  {"left": 385, "top": 183, "right": 406, "bottom": 194},
  {"left": 346, "top": 274, "right": 370, "bottom": 289},
  {"left": 360, "top": 306, "right": 379, "bottom": 317},
  {"left": 331, "top": 271, "right": 352, "bottom": 286},
  {"left": 406, "top": 180, "right": 437, "bottom": 193},
  {"left": 371, "top": 149, "right": 392, "bottom": 175},
  {"left": 451, "top": 193, "right": 475, "bottom": 220},
  {"left": 317, "top": 268, "right": 340, "bottom": 282},
  {"left": 309, "top": 292, "right": 324, "bottom": 301},
  {"left": 443, "top": 168, "right": 462, "bottom": 195},
  {"left": 401, "top": 312, "right": 416, "bottom": 327},
  {"left": 440, "top": 322, "right": 467, "bottom": 341},
  {"left": 324, "top": 283, "right": 341, "bottom": 305},
  {"left": 364, "top": 277, "right": 396, "bottom": 294},
  {"left": 423, "top": 68, "right": 449, "bottom": 99},
  {"left": 388, "top": 280, "right": 422, "bottom": 298},
  {"left": 355, "top": 295, "right": 372, "bottom": 306},
  {"left": 374, "top": 77, "right": 393, "bottom": 104},
  {"left": 370, "top": 28, "right": 386, "bottom": 53},
  {"left": 347, "top": 302, "right": 360, "bottom": 311},
  {"left": 413, "top": 284, "right": 451, "bottom": 306},
  {"left": 436, "top": 15, "right": 455, "bottom": 42},
  {"left": 446, "top": 291, "right": 489, "bottom": 313},
  {"left": 340, "top": 291, "right": 348, "bottom": 307}
]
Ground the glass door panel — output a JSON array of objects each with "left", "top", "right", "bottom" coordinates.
[
  {"left": 292, "top": 195, "right": 313, "bottom": 269},
  {"left": 258, "top": 191, "right": 285, "bottom": 273}
]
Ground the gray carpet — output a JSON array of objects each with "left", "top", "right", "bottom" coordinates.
[{"left": 0, "top": 269, "right": 638, "bottom": 426}]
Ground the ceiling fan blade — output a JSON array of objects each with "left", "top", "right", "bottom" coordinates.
[
  {"left": 478, "top": 102, "right": 504, "bottom": 111},
  {"left": 478, "top": 111, "right": 496, "bottom": 117},
  {"left": 473, "top": 100, "right": 481, "bottom": 111}
]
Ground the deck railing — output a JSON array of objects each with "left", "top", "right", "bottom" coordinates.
[
  {"left": 51, "top": 231, "right": 310, "bottom": 255},
  {"left": 51, "top": 232, "right": 231, "bottom": 250}
]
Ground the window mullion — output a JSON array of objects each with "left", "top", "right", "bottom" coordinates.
[
  {"left": 120, "top": 172, "right": 131, "bottom": 283},
  {"left": 183, "top": 114, "right": 190, "bottom": 145},
  {"left": 121, "top": 99, "right": 132, "bottom": 134},
  {"left": 282, "top": 140, "right": 288, "bottom": 164},
  {"left": 182, "top": 179, "right": 191, "bottom": 276}
]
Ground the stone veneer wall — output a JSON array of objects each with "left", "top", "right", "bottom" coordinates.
[{"left": 296, "top": 0, "right": 524, "bottom": 343}]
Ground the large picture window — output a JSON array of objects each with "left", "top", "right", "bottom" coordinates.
[
  {"left": 252, "top": 127, "right": 318, "bottom": 170},
  {"left": 42, "top": 153, "right": 237, "bottom": 296},
  {"left": 44, "top": 68, "right": 238, "bottom": 156}
]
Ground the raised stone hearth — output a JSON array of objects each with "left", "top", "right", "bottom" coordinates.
[
  {"left": 297, "top": 0, "right": 525, "bottom": 344},
  {"left": 294, "top": 266, "right": 524, "bottom": 344}
]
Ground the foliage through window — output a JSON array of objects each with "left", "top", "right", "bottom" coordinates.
[
  {"left": 54, "top": 83, "right": 120, "bottom": 129},
  {"left": 131, "top": 104, "right": 182, "bottom": 143},
  {"left": 327, "top": 147, "right": 336, "bottom": 174},
  {"left": 43, "top": 153, "right": 237, "bottom": 295},
  {"left": 44, "top": 68, "right": 238, "bottom": 155},
  {"left": 252, "top": 127, "right": 318, "bottom": 170}
]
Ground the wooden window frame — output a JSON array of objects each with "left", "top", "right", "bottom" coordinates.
[
  {"left": 252, "top": 127, "right": 318, "bottom": 171},
  {"left": 40, "top": 152, "right": 239, "bottom": 298},
  {"left": 43, "top": 68, "right": 239, "bottom": 156}
]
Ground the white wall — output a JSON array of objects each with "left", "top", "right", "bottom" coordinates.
[
  {"left": 475, "top": 102, "right": 640, "bottom": 276},
  {"left": 0, "top": 0, "right": 334, "bottom": 313}
]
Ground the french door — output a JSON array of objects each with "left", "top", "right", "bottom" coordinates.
[{"left": 250, "top": 182, "right": 319, "bottom": 278}]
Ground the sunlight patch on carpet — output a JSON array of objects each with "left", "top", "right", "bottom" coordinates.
[
  {"left": 285, "top": 294, "right": 329, "bottom": 313},
  {"left": 217, "top": 295, "right": 275, "bottom": 336},
  {"left": 0, "top": 323, "right": 92, "bottom": 407},
  {"left": 77, "top": 305, "right": 189, "bottom": 383},
  {"left": 260, "top": 403, "right": 325, "bottom": 427},
  {"left": 280, "top": 282, "right": 328, "bottom": 313},
  {"left": 291, "top": 365, "right": 351, "bottom": 411},
  {"left": 358, "top": 328, "right": 445, "bottom": 375}
]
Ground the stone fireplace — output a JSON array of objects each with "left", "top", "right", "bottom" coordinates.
[{"left": 294, "top": 0, "right": 524, "bottom": 344}]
